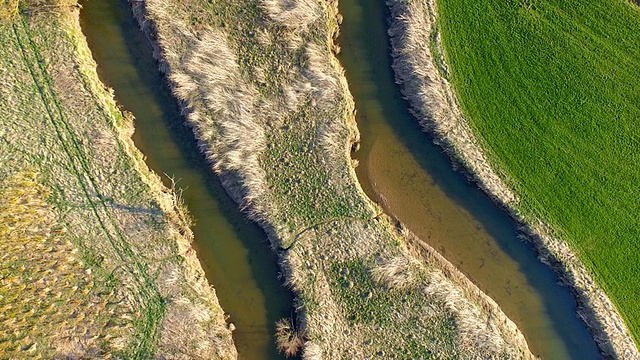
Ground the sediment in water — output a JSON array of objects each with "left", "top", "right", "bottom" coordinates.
[{"left": 385, "top": 0, "right": 639, "bottom": 358}]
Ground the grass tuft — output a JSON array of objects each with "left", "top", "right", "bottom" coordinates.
[
  {"left": 275, "top": 317, "right": 305, "bottom": 357},
  {"left": 370, "top": 255, "right": 423, "bottom": 291},
  {"left": 0, "top": 0, "right": 19, "bottom": 21}
]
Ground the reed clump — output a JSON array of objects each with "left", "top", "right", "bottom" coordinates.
[
  {"left": 370, "top": 255, "right": 423, "bottom": 291},
  {"left": 261, "top": 0, "right": 319, "bottom": 33},
  {"left": 275, "top": 317, "right": 305, "bottom": 357}
]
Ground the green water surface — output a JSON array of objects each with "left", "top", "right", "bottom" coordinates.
[{"left": 80, "top": 1, "right": 294, "bottom": 358}]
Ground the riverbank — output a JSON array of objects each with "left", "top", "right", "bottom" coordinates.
[
  {"left": 0, "top": 3, "right": 234, "bottom": 358},
  {"left": 386, "top": 0, "right": 639, "bottom": 358},
  {"left": 78, "top": 0, "right": 296, "bottom": 357},
  {"left": 129, "top": 0, "right": 539, "bottom": 357}
]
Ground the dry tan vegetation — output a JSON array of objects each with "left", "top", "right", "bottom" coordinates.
[
  {"left": 1, "top": 0, "right": 78, "bottom": 20},
  {"left": 274, "top": 317, "right": 305, "bottom": 357},
  {"left": 0, "top": 0, "right": 19, "bottom": 20},
  {"left": 386, "top": 0, "right": 639, "bottom": 358},
  {"left": 370, "top": 254, "right": 423, "bottom": 291},
  {"left": 261, "top": 0, "right": 319, "bottom": 33},
  {"left": 175, "top": 28, "right": 272, "bottom": 223},
  {"left": 130, "top": 0, "right": 538, "bottom": 357},
  {"left": 0, "top": 170, "right": 133, "bottom": 357},
  {"left": 0, "top": 5, "right": 235, "bottom": 358}
]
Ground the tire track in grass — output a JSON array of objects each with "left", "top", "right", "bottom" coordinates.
[{"left": 12, "top": 16, "right": 163, "bottom": 358}]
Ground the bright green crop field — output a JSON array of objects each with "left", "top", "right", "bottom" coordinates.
[{"left": 437, "top": 0, "right": 640, "bottom": 343}]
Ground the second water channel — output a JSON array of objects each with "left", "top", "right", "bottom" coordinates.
[
  {"left": 80, "top": 0, "right": 602, "bottom": 358},
  {"left": 338, "top": 1, "right": 600, "bottom": 359}
]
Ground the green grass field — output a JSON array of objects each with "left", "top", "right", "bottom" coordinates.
[{"left": 437, "top": 0, "right": 640, "bottom": 343}]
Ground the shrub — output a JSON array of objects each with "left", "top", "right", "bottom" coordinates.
[{"left": 275, "top": 317, "right": 304, "bottom": 357}]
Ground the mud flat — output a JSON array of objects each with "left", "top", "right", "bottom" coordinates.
[
  {"left": 385, "top": 0, "right": 639, "bottom": 358},
  {"left": 0, "top": 1, "right": 234, "bottom": 358},
  {"left": 125, "top": 0, "right": 550, "bottom": 357}
]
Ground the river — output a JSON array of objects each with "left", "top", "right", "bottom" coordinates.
[{"left": 80, "top": 1, "right": 294, "bottom": 358}]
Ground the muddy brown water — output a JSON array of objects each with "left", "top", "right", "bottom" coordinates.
[
  {"left": 338, "top": 0, "right": 601, "bottom": 359},
  {"left": 79, "top": 1, "right": 294, "bottom": 358}
]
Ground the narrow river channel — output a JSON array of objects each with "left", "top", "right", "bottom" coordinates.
[
  {"left": 80, "top": 1, "right": 293, "bottom": 358},
  {"left": 338, "top": 1, "right": 601, "bottom": 359}
]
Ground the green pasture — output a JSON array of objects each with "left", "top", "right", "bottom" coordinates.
[{"left": 437, "top": 0, "right": 640, "bottom": 343}]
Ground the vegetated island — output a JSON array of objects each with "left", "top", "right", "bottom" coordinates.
[
  {"left": 386, "top": 0, "right": 640, "bottom": 358},
  {"left": 0, "top": 1, "right": 235, "bottom": 358},
  {"left": 128, "top": 0, "right": 539, "bottom": 357}
]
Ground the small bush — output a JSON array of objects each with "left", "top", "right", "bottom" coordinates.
[{"left": 275, "top": 317, "right": 304, "bottom": 357}]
